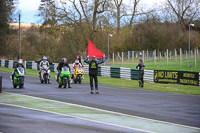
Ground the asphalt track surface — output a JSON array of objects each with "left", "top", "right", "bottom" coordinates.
[{"left": 0, "top": 71, "right": 200, "bottom": 133}]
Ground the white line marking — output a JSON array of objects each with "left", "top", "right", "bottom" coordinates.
[
  {"left": 0, "top": 102, "right": 153, "bottom": 133},
  {"left": 2, "top": 92, "right": 200, "bottom": 130}
]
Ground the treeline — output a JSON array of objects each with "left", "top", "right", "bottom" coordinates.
[{"left": 0, "top": 0, "right": 200, "bottom": 63}]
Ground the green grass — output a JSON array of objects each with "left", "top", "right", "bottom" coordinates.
[
  {"left": 0, "top": 67, "right": 200, "bottom": 95},
  {"left": 112, "top": 58, "right": 200, "bottom": 72}
]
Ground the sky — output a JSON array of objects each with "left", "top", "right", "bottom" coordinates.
[{"left": 17, "top": 0, "right": 165, "bottom": 24}]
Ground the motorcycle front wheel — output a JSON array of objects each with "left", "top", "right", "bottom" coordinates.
[
  {"left": 44, "top": 74, "right": 48, "bottom": 84},
  {"left": 63, "top": 79, "right": 67, "bottom": 88},
  {"left": 78, "top": 75, "right": 81, "bottom": 84},
  {"left": 19, "top": 77, "right": 23, "bottom": 89}
]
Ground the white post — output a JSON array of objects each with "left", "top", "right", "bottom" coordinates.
[
  {"left": 132, "top": 51, "right": 134, "bottom": 64},
  {"left": 122, "top": 52, "right": 124, "bottom": 65},
  {"left": 128, "top": 51, "right": 130, "bottom": 60},
  {"left": 186, "top": 50, "right": 187, "bottom": 59},
  {"left": 24, "top": 61, "right": 27, "bottom": 69},
  {"left": 191, "top": 50, "right": 193, "bottom": 60},
  {"left": 113, "top": 53, "right": 115, "bottom": 65},
  {"left": 180, "top": 48, "right": 182, "bottom": 67},
  {"left": 167, "top": 49, "right": 168, "bottom": 65},
  {"left": 147, "top": 50, "right": 148, "bottom": 64},
  {"left": 154, "top": 50, "right": 156, "bottom": 65},
  {"left": 175, "top": 49, "right": 177, "bottom": 62},
  {"left": 195, "top": 49, "right": 196, "bottom": 68},
  {"left": 142, "top": 50, "right": 145, "bottom": 63},
  {"left": 160, "top": 52, "right": 161, "bottom": 64}
]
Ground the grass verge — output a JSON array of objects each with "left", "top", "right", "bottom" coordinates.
[{"left": 0, "top": 67, "right": 200, "bottom": 95}]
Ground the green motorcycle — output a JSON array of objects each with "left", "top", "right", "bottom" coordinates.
[
  {"left": 12, "top": 67, "right": 26, "bottom": 89},
  {"left": 57, "top": 66, "right": 71, "bottom": 88}
]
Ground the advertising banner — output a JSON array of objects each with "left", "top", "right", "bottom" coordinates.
[{"left": 154, "top": 70, "right": 199, "bottom": 86}]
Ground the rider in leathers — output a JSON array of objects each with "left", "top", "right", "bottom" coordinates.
[
  {"left": 71, "top": 59, "right": 84, "bottom": 80},
  {"left": 57, "top": 58, "right": 71, "bottom": 88},
  {"left": 40, "top": 56, "right": 51, "bottom": 83},
  {"left": 11, "top": 59, "right": 25, "bottom": 80}
]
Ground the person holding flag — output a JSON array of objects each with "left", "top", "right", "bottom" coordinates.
[
  {"left": 84, "top": 40, "right": 105, "bottom": 94},
  {"left": 84, "top": 55, "right": 105, "bottom": 94}
]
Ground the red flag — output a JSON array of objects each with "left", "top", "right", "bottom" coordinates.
[{"left": 88, "top": 40, "right": 104, "bottom": 58}]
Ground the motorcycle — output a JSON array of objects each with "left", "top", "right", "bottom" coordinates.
[
  {"left": 57, "top": 66, "right": 71, "bottom": 88},
  {"left": 12, "top": 67, "right": 26, "bottom": 89},
  {"left": 73, "top": 66, "right": 84, "bottom": 84},
  {"left": 40, "top": 66, "right": 50, "bottom": 84}
]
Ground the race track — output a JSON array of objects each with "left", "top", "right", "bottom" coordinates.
[{"left": 0, "top": 71, "right": 200, "bottom": 133}]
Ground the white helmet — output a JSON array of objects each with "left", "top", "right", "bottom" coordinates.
[
  {"left": 43, "top": 56, "right": 47, "bottom": 60},
  {"left": 75, "top": 59, "right": 79, "bottom": 64},
  {"left": 62, "top": 58, "right": 67, "bottom": 63},
  {"left": 18, "top": 59, "right": 23, "bottom": 64}
]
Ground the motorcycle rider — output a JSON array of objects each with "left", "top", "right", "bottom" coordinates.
[
  {"left": 39, "top": 56, "right": 51, "bottom": 83},
  {"left": 71, "top": 59, "right": 84, "bottom": 80},
  {"left": 136, "top": 59, "right": 145, "bottom": 87},
  {"left": 57, "top": 58, "right": 71, "bottom": 88},
  {"left": 84, "top": 55, "right": 105, "bottom": 94},
  {"left": 76, "top": 55, "right": 83, "bottom": 66},
  {"left": 11, "top": 59, "right": 25, "bottom": 80}
]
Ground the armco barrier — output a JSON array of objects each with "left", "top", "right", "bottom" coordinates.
[
  {"left": 5, "top": 60, "right": 9, "bottom": 68},
  {"left": 1, "top": 59, "right": 199, "bottom": 84},
  {"left": 110, "top": 67, "right": 120, "bottom": 78}
]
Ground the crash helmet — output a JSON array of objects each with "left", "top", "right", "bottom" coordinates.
[
  {"left": 139, "top": 59, "right": 143, "bottom": 62},
  {"left": 62, "top": 58, "right": 67, "bottom": 63},
  {"left": 75, "top": 59, "right": 79, "bottom": 65},
  {"left": 43, "top": 56, "right": 47, "bottom": 61},
  {"left": 18, "top": 59, "right": 23, "bottom": 64}
]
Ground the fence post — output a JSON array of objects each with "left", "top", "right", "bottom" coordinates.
[
  {"left": 143, "top": 50, "right": 145, "bottom": 63},
  {"left": 122, "top": 52, "right": 124, "bottom": 65},
  {"left": 132, "top": 51, "right": 134, "bottom": 64},
  {"left": 0, "top": 75, "right": 2, "bottom": 93},
  {"left": 147, "top": 50, "right": 148, "bottom": 64},
  {"left": 154, "top": 50, "right": 156, "bottom": 65},
  {"left": 195, "top": 49, "right": 196, "bottom": 68},
  {"left": 175, "top": 49, "right": 177, "bottom": 62},
  {"left": 113, "top": 53, "right": 115, "bottom": 65},
  {"left": 191, "top": 50, "right": 193, "bottom": 60},
  {"left": 128, "top": 51, "right": 130, "bottom": 60},
  {"left": 180, "top": 48, "right": 182, "bottom": 67},
  {"left": 167, "top": 49, "right": 168, "bottom": 65},
  {"left": 160, "top": 52, "right": 161, "bottom": 64},
  {"left": 186, "top": 50, "right": 187, "bottom": 60}
]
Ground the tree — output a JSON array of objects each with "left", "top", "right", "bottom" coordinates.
[
  {"left": 165, "top": 0, "right": 200, "bottom": 30},
  {"left": 0, "top": 0, "right": 16, "bottom": 57},
  {"left": 113, "top": 0, "right": 123, "bottom": 36}
]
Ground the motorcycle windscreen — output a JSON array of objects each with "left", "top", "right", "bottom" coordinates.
[
  {"left": 62, "top": 67, "right": 69, "bottom": 72},
  {"left": 18, "top": 67, "right": 25, "bottom": 75}
]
